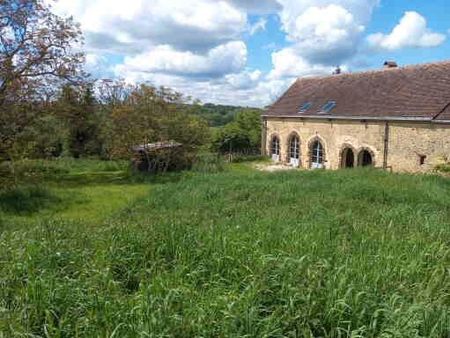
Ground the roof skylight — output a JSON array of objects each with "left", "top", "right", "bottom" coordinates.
[
  {"left": 299, "top": 102, "right": 312, "bottom": 113},
  {"left": 319, "top": 101, "right": 336, "bottom": 114}
]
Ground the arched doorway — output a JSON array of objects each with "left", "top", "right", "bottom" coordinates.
[
  {"left": 310, "top": 140, "right": 325, "bottom": 169},
  {"left": 341, "top": 148, "right": 355, "bottom": 168},
  {"left": 358, "top": 149, "right": 373, "bottom": 167},
  {"left": 288, "top": 134, "right": 300, "bottom": 167},
  {"left": 271, "top": 135, "right": 280, "bottom": 162}
]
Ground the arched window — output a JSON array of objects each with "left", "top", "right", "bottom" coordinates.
[
  {"left": 289, "top": 134, "right": 300, "bottom": 167},
  {"left": 310, "top": 140, "right": 325, "bottom": 169},
  {"left": 271, "top": 135, "right": 280, "bottom": 161},
  {"left": 358, "top": 149, "right": 373, "bottom": 167},
  {"left": 341, "top": 148, "right": 355, "bottom": 168}
]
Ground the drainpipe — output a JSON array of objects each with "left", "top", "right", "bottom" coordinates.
[
  {"left": 383, "top": 122, "right": 390, "bottom": 169},
  {"left": 261, "top": 117, "right": 267, "bottom": 156}
]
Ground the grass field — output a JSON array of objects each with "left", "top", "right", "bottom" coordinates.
[{"left": 1, "top": 160, "right": 450, "bottom": 337}]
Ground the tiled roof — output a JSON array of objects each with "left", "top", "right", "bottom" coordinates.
[
  {"left": 265, "top": 61, "right": 450, "bottom": 121},
  {"left": 436, "top": 103, "right": 450, "bottom": 121}
]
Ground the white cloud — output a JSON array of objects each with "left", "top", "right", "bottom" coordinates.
[
  {"left": 50, "top": 0, "right": 247, "bottom": 53},
  {"left": 85, "top": 54, "right": 107, "bottom": 68},
  {"left": 114, "top": 41, "right": 247, "bottom": 78},
  {"left": 277, "top": 0, "right": 379, "bottom": 28},
  {"left": 367, "top": 11, "right": 446, "bottom": 50},
  {"left": 249, "top": 17, "right": 268, "bottom": 36},
  {"left": 51, "top": 0, "right": 445, "bottom": 108},
  {"left": 269, "top": 47, "right": 335, "bottom": 79},
  {"left": 225, "top": 70, "right": 262, "bottom": 89},
  {"left": 288, "top": 4, "right": 364, "bottom": 64},
  {"left": 109, "top": 70, "right": 288, "bottom": 107},
  {"left": 274, "top": 0, "right": 379, "bottom": 66},
  {"left": 228, "top": 0, "right": 281, "bottom": 14}
]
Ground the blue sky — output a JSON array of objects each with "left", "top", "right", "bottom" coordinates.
[{"left": 50, "top": 0, "right": 450, "bottom": 107}]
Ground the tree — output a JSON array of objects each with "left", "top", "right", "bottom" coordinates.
[
  {"left": 96, "top": 81, "right": 210, "bottom": 167},
  {"left": 54, "top": 84, "right": 102, "bottom": 158},
  {"left": 0, "top": 0, "right": 84, "bottom": 186},
  {"left": 0, "top": 0, "right": 85, "bottom": 105},
  {"left": 213, "top": 109, "right": 262, "bottom": 154}
]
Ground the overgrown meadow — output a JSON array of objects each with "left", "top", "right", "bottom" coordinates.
[{"left": 1, "top": 160, "right": 450, "bottom": 337}]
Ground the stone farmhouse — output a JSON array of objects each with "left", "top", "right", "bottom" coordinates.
[{"left": 262, "top": 61, "right": 450, "bottom": 172}]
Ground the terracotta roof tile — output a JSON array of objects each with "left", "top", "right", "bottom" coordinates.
[{"left": 265, "top": 61, "right": 450, "bottom": 121}]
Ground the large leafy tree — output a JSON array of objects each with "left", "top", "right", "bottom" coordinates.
[
  {"left": 0, "top": 0, "right": 84, "bottom": 104},
  {"left": 0, "top": 0, "right": 85, "bottom": 186}
]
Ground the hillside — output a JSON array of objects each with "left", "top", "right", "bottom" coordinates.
[{"left": 1, "top": 161, "right": 450, "bottom": 337}]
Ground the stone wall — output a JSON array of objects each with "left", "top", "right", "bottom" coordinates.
[
  {"left": 264, "top": 117, "right": 450, "bottom": 172},
  {"left": 388, "top": 122, "right": 450, "bottom": 172}
]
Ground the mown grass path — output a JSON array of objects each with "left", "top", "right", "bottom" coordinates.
[{"left": 1, "top": 163, "right": 450, "bottom": 337}]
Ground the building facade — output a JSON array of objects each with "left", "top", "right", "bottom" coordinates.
[{"left": 262, "top": 61, "right": 450, "bottom": 173}]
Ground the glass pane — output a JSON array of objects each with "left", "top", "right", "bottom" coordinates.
[{"left": 312, "top": 141, "right": 324, "bottom": 164}]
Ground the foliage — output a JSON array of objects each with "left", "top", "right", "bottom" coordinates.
[
  {"left": 97, "top": 81, "right": 210, "bottom": 167},
  {"left": 213, "top": 108, "right": 262, "bottom": 154},
  {"left": 56, "top": 84, "right": 104, "bottom": 158},
  {"left": 1, "top": 161, "right": 450, "bottom": 337},
  {"left": 185, "top": 102, "right": 253, "bottom": 127},
  {"left": 0, "top": 0, "right": 85, "bottom": 105},
  {"left": 0, "top": 0, "right": 85, "bottom": 185}
]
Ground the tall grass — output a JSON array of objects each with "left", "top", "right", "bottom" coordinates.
[
  {"left": 191, "top": 153, "right": 225, "bottom": 173},
  {"left": 8, "top": 158, "right": 131, "bottom": 185},
  {"left": 0, "top": 186, "right": 61, "bottom": 215},
  {"left": 1, "top": 167, "right": 450, "bottom": 337}
]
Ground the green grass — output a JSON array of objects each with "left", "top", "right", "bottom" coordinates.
[
  {"left": 1, "top": 161, "right": 450, "bottom": 337},
  {"left": 0, "top": 159, "right": 150, "bottom": 228}
]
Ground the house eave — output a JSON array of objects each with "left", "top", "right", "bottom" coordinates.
[{"left": 261, "top": 114, "right": 443, "bottom": 123}]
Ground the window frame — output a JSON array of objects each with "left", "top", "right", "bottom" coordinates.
[
  {"left": 289, "top": 135, "right": 300, "bottom": 160},
  {"left": 319, "top": 101, "right": 336, "bottom": 114},
  {"left": 271, "top": 135, "right": 280, "bottom": 156},
  {"left": 310, "top": 140, "right": 325, "bottom": 168},
  {"left": 299, "top": 102, "right": 312, "bottom": 113}
]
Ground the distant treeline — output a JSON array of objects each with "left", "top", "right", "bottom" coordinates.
[{"left": 182, "top": 103, "right": 260, "bottom": 127}]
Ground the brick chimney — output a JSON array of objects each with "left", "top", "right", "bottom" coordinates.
[
  {"left": 384, "top": 61, "right": 398, "bottom": 69},
  {"left": 333, "top": 66, "right": 342, "bottom": 75}
]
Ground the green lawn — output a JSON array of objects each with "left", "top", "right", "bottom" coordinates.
[{"left": 1, "top": 161, "right": 450, "bottom": 337}]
